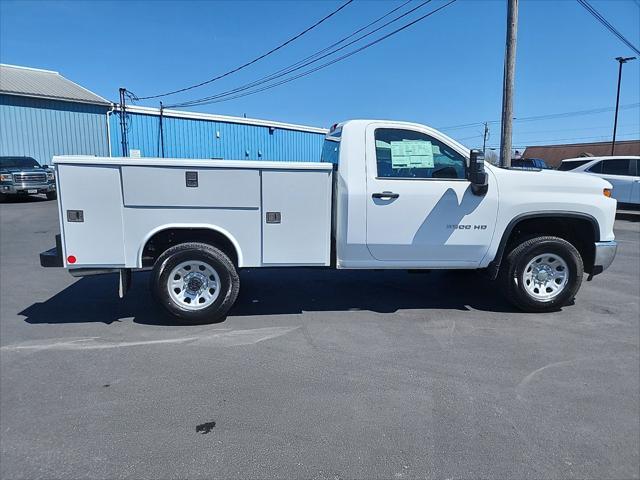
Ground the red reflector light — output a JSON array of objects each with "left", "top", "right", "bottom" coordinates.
[{"left": 67, "top": 255, "right": 77, "bottom": 264}]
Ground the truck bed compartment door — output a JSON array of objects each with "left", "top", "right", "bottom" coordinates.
[
  {"left": 58, "top": 164, "right": 125, "bottom": 266},
  {"left": 261, "top": 169, "right": 332, "bottom": 265}
]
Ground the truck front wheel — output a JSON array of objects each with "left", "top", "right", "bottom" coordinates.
[
  {"left": 151, "top": 242, "right": 240, "bottom": 324},
  {"left": 500, "top": 236, "right": 583, "bottom": 313}
]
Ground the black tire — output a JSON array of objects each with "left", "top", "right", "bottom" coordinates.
[
  {"left": 151, "top": 242, "right": 240, "bottom": 324},
  {"left": 499, "top": 236, "right": 583, "bottom": 313},
  {"left": 0, "top": 193, "right": 7, "bottom": 203},
  {"left": 46, "top": 191, "right": 57, "bottom": 200}
]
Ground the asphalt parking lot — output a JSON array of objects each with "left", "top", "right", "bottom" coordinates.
[{"left": 1, "top": 197, "right": 638, "bottom": 480}]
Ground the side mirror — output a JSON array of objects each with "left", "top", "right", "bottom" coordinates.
[{"left": 467, "top": 149, "right": 488, "bottom": 196}]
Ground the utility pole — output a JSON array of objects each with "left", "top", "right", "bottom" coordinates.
[
  {"left": 499, "top": 0, "right": 518, "bottom": 168},
  {"left": 482, "top": 122, "right": 489, "bottom": 155},
  {"left": 159, "top": 101, "right": 165, "bottom": 158},
  {"left": 611, "top": 56, "right": 636, "bottom": 155},
  {"left": 118, "top": 87, "right": 129, "bottom": 157}
]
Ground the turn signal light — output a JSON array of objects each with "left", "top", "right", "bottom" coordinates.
[{"left": 603, "top": 188, "right": 612, "bottom": 198}]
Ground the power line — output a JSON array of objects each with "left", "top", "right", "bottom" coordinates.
[
  {"left": 512, "top": 122, "right": 640, "bottom": 136},
  {"left": 514, "top": 104, "right": 640, "bottom": 122},
  {"left": 170, "top": 0, "right": 424, "bottom": 108},
  {"left": 438, "top": 121, "right": 485, "bottom": 131},
  {"left": 483, "top": 131, "right": 639, "bottom": 148},
  {"left": 577, "top": 0, "right": 640, "bottom": 55},
  {"left": 133, "top": 0, "right": 355, "bottom": 100},
  {"left": 169, "top": 0, "right": 436, "bottom": 108},
  {"left": 168, "top": 0, "right": 457, "bottom": 108},
  {"left": 170, "top": 1, "right": 456, "bottom": 108},
  {"left": 457, "top": 133, "right": 483, "bottom": 141},
  {"left": 439, "top": 102, "right": 640, "bottom": 131}
]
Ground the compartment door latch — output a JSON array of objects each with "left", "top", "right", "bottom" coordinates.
[
  {"left": 67, "top": 210, "right": 84, "bottom": 222},
  {"left": 266, "top": 212, "right": 281, "bottom": 224},
  {"left": 185, "top": 171, "right": 199, "bottom": 188}
]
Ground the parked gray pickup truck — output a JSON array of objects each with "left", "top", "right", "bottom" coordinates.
[{"left": 0, "top": 156, "right": 57, "bottom": 201}]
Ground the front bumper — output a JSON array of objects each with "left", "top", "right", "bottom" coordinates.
[
  {"left": 1, "top": 182, "right": 55, "bottom": 195},
  {"left": 592, "top": 240, "right": 617, "bottom": 276}
]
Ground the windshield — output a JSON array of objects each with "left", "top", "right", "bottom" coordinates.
[
  {"left": 558, "top": 160, "right": 590, "bottom": 171},
  {"left": 0, "top": 157, "right": 41, "bottom": 169}
]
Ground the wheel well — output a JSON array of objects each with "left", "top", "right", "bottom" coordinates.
[
  {"left": 142, "top": 228, "right": 239, "bottom": 267},
  {"left": 494, "top": 216, "right": 597, "bottom": 275}
]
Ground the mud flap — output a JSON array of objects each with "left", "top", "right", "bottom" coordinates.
[{"left": 118, "top": 268, "right": 132, "bottom": 298}]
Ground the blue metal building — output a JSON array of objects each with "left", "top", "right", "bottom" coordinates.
[
  {"left": 110, "top": 106, "right": 327, "bottom": 162},
  {"left": 1, "top": 63, "right": 327, "bottom": 166},
  {"left": 0, "top": 64, "right": 111, "bottom": 165}
]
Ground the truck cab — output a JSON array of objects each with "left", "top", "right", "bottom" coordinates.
[{"left": 327, "top": 120, "right": 614, "bottom": 273}]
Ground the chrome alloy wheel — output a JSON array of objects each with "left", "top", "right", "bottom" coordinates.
[
  {"left": 167, "top": 260, "right": 221, "bottom": 310},
  {"left": 522, "top": 253, "right": 569, "bottom": 301}
]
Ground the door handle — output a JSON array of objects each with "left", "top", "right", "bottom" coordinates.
[{"left": 372, "top": 191, "right": 399, "bottom": 199}]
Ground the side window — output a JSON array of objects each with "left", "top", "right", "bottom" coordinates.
[
  {"left": 559, "top": 160, "right": 590, "bottom": 170},
  {"left": 374, "top": 128, "right": 465, "bottom": 179},
  {"left": 321, "top": 138, "right": 340, "bottom": 164},
  {"left": 587, "top": 161, "right": 603, "bottom": 174},
  {"left": 601, "top": 159, "right": 631, "bottom": 176}
]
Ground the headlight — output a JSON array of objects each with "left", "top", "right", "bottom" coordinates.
[
  {"left": 46, "top": 171, "right": 54, "bottom": 181},
  {"left": 0, "top": 173, "right": 13, "bottom": 182}
]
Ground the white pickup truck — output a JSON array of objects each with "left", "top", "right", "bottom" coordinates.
[{"left": 40, "top": 120, "right": 618, "bottom": 323}]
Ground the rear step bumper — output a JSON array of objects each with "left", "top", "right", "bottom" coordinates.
[{"left": 39, "top": 234, "right": 63, "bottom": 267}]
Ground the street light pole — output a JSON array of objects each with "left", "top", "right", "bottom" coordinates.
[{"left": 611, "top": 56, "right": 636, "bottom": 155}]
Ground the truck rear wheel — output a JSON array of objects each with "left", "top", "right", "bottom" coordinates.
[
  {"left": 151, "top": 242, "right": 240, "bottom": 324},
  {"left": 499, "top": 236, "right": 583, "bottom": 313}
]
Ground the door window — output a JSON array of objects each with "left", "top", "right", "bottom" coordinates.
[
  {"left": 374, "top": 128, "right": 465, "bottom": 179},
  {"left": 591, "top": 159, "right": 632, "bottom": 176},
  {"left": 587, "top": 161, "right": 602, "bottom": 173}
]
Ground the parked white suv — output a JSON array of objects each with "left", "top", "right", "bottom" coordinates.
[{"left": 559, "top": 156, "right": 640, "bottom": 207}]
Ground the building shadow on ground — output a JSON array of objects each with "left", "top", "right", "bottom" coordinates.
[
  {"left": 616, "top": 210, "right": 639, "bottom": 222},
  {"left": 19, "top": 268, "right": 517, "bottom": 326}
]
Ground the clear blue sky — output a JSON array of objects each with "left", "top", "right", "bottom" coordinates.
[{"left": 1, "top": 0, "right": 639, "bottom": 149}]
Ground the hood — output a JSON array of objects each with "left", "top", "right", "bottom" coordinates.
[
  {"left": 0, "top": 166, "right": 48, "bottom": 174},
  {"left": 487, "top": 163, "right": 613, "bottom": 193}
]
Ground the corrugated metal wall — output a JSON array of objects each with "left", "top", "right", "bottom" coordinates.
[
  {"left": 0, "top": 94, "right": 109, "bottom": 165},
  {"left": 110, "top": 111, "right": 325, "bottom": 162}
]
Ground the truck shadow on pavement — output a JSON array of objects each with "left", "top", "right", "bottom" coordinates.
[{"left": 20, "top": 268, "right": 517, "bottom": 326}]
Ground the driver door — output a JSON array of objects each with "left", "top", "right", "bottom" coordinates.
[{"left": 365, "top": 124, "right": 498, "bottom": 265}]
